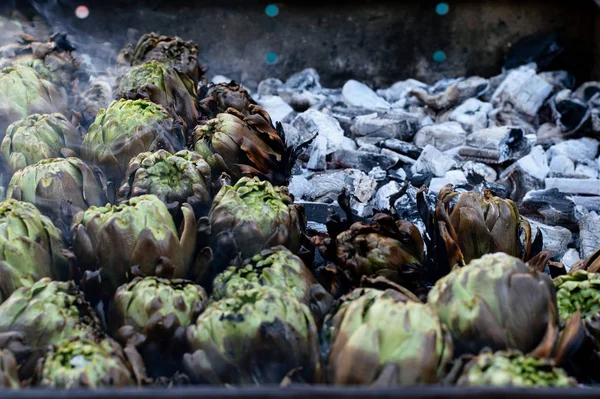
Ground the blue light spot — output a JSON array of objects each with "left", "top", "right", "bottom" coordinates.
[
  {"left": 436, "top": 3, "right": 449, "bottom": 15},
  {"left": 433, "top": 50, "right": 447, "bottom": 63},
  {"left": 265, "top": 4, "right": 279, "bottom": 17},
  {"left": 266, "top": 52, "right": 278, "bottom": 64}
]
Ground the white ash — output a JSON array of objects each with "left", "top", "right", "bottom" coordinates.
[
  {"left": 342, "top": 80, "right": 391, "bottom": 110},
  {"left": 579, "top": 211, "right": 600, "bottom": 259},
  {"left": 413, "top": 122, "right": 466, "bottom": 151},
  {"left": 561, "top": 248, "right": 581, "bottom": 273},
  {"left": 410, "top": 145, "right": 456, "bottom": 177},
  {"left": 448, "top": 98, "right": 493, "bottom": 133}
]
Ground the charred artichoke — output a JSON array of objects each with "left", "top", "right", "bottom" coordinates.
[
  {"left": 419, "top": 185, "right": 536, "bottom": 269},
  {"left": 0, "top": 350, "right": 19, "bottom": 389},
  {"left": 427, "top": 253, "right": 558, "bottom": 356},
  {"left": 118, "top": 33, "right": 202, "bottom": 85},
  {"left": 212, "top": 246, "right": 332, "bottom": 322},
  {"left": 81, "top": 99, "right": 186, "bottom": 185},
  {"left": 6, "top": 157, "right": 112, "bottom": 230},
  {"left": 185, "top": 287, "right": 319, "bottom": 385},
  {"left": 34, "top": 338, "right": 143, "bottom": 388},
  {"left": 323, "top": 287, "right": 452, "bottom": 386},
  {"left": 1, "top": 113, "right": 79, "bottom": 173},
  {"left": 0, "top": 33, "right": 86, "bottom": 92},
  {"left": 456, "top": 351, "right": 575, "bottom": 387},
  {"left": 114, "top": 61, "right": 197, "bottom": 130},
  {"left": 0, "top": 279, "right": 102, "bottom": 349},
  {"left": 198, "top": 81, "right": 256, "bottom": 119},
  {"left": 108, "top": 277, "right": 207, "bottom": 377},
  {"left": 192, "top": 106, "right": 292, "bottom": 185},
  {"left": 117, "top": 150, "right": 212, "bottom": 219},
  {"left": 70, "top": 194, "right": 197, "bottom": 298},
  {"left": 0, "top": 200, "right": 70, "bottom": 300},
  {"left": 201, "top": 177, "right": 305, "bottom": 281},
  {"left": 0, "top": 65, "right": 67, "bottom": 133}
]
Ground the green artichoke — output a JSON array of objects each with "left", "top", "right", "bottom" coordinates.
[
  {"left": 185, "top": 287, "right": 319, "bottom": 385},
  {"left": 323, "top": 287, "right": 452, "bottom": 386},
  {"left": 117, "top": 150, "right": 212, "bottom": 219},
  {"left": 201, "top": 177, "right": 305, "bottom": 280},
  {"left": 192, "top": 106, "right": 289, "bottom": 184},
  {"left": 457, "top": 351, "right": 576, "bottom": 387},
  {"left": 0, "top": 33, "right": 87, "bottom": 93},
  {"left": 198, "top": 81, "right": 256, "bottom": 118},
  {"left": 213, "top": 246, "right": 332, "bottom": 322},
  {"left": 34, "top": 338, "right": 143, "bottom": 388},
  {"left": 6, "top": 157, "right": 112, "bottom": 230},
  {"left": 108, "top": 277, "right": 207, "bottom": 377},
  {"left": 555, "top": 271, "right": 600, "bottom": 322},
  {"left": 1, "top": 113, "right": 80, "bottom": 173},
  {"left": 0, "top": 279, "right": 102, "bottom": 349},
  {"left": 427, "top": 253, "right": 558, "bottom": 356},
  {"left": 118, "top": 33, "right": 202, "bottom": 85},
  {"left": 70, "top": 194, "right": 197, "bottom": 297},
  {"left": 0, "top": 349, "right": 19, "bottom": 389},
  {"left": 114, "top": 61, "right": 198, "bottom": 130},
  {"left": 81, "top": 99, "right": 186, "bottom": 185},
  {"left": 0, "top": 65, "right": 67, "bottom": 134},
  {"left": 0, "top": 199, "right": 70, "bottom": 300}
]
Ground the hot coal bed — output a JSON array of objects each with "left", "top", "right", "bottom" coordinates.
[{"left": 0, "top": 0, "right": 599, "bottom": 396}]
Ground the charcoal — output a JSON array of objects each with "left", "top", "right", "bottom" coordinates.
[
  {"left": 536, "top": 123, "right": 564, "bottom": 147},
  {"left": 572, "top": 196, "right": 600, "bottom": 212},
  {"left": 372, "top": 181, "right": 402, "bottom": 211},
  {"left": 278, "top": 68, "right": 326, "bottom": 111},
  {"left": 574, "top": 164, "right": 599, "bottom": 179},
  {"left": 330, "top": 149, "right": 399, "bottom": 171},
  {"left": 574, "top": 81, "right": 600, "bottom": 104},
  {"left": 299, "top": 201, "right": 344, "bottom": 225},
  {"left": 388, "top": 168, "right": 407, "bottom": 182},
  {"left": 538, "top": 71, "right": 576, "bottom": 92},
  {"left": 376, "top": 79, "right": 427, "bottom": 104},
  {"left": 549, "top": 89, "right": 590, "bottom": 133},
  {"left": 306, "top": 135, "right": 328, "bottom": 170},
  {"left": 410, "top": 145, "right": 456, "bottom": 177},
  {"left": 448, "top": 98, "right": 493, "bottom": 133},
  {"left": 498, "top": 163, "right": 543, "bottom": 202},
  {"left": 367, "top": 166, "right": 387, "bottom": 181},
  {"left": 521, "top": 188, "right": 576, "bottom": 225},
  {"left": 429, "top": 170, "right": 468, "bottom": 194},
  {"left": 342, "top": 79, "right": 391, "bottom": 110},
  {"left": 579, "top": 211, "right": 600, "bottom": 259},
  {"left": 211, "top": 75, "right": 231, "bottom": 84},
  {"left": 255, "top": 95, "right": 294, "bottom": 123},
  {"left": 392, "top": 185, "right": 430, "bottom": 232},
  {"left": 283, "top": 68, "right": 321, "bottom": 91},
  {"left": 410, "top": 76, "right": 490, "bottom": 111},
  {"left": 357, "top": 143, "right": 380, "bottom": 153},
  {"left": 561, "top": 248, "right": 581, "bottom": 272},
  {"left": 529, "top": 219, "right": 573, "bottom": 260},
  {"left": 504, "top": 32, "right": 563, "bottom": 70},
  {"left": 461, "top": 161, "right": 497, "bottom": 182},
  {"left": 547, "top": 137, "right": 600, "bottom": 162},
  {"left": 491, "top": 65, "right": 553, "bottom": 120},
  {"left": 489, "top": 107, "right": 537, "bottom": 136},
  {"left": 548, "top": 155, "right": 575, "bottom": 177},
  {"left": 458, "top": 126, "right": 532, "bottom": 164},
  {"left": 380, "top": 139, "right": 422, "bottom": 159},
  {"left": 545, "top": 178, "right": 600, "bottom": 195},
  {"left": 515, "top": 145, "right": 550, "bottom": 181},
  {"left": 256, "top": 78, "right": 283, "bottom": 96},
  {"left": 350, "top": 110, "right": 420, "bottom": 140},
  {"left": 413, "top": 121, "right": 466, "bottom": 151},
  {"left": 288, "top": 169, "right": 376, "bottom": 204}
]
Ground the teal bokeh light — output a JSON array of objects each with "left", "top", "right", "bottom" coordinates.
[
  {"left": 436, "top": 3, "right": 450, "bottom": 15},
  {"left": 433, "top": 51, "right": 447, "bottom": 63},
  {"left": 265, "top": 4, "right": 279, "bottom": 17},
  {"left": 266, "top": 52, "right": 279, "bottom": 64}
]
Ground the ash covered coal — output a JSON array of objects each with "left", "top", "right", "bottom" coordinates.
[{"left": 0, "top": 4, "right": 599, "bottom": 392}]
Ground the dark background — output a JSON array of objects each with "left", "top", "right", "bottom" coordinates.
[{"left": 4, "top": 0, "right": 600, "bottom": 90}]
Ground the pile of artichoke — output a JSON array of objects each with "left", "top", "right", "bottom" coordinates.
[{"left": 0, "top": 29, "right": 594, "bottom": 392}]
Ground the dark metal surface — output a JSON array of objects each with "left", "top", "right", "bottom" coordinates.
[
  {"left": 0, "top": 386, "right": 599, "bottom": 399},
  {"left": 15, "top": 0, "right": 600, "bottom": 89}
]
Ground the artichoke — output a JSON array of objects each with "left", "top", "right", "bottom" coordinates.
[
  {"left": 118, "top": 33, "right": 202, "bottom": 85},
  {"left": 73, "top": 78, "right": 112, "bottom": 129},
  {"left": 419, "top": 185, "right": 536, "bottom": 269},
  {"left": 6, "top": 157, "right": 112, "bottom": 230},
  {"left": 555, "top": 271, "right": 600, "bottom": 322},
  {"left": 427, "top": 253, "right": 558, "bottom": 356},
  {"left": 184, "top": 287, "right": 319, "bottom": 385},
  {"left": 192, "top": 106, "right": 292, "bottom": 185},
  {"left": 314, "top": 213, "right": 425, "bottom": 297},
  {"left": 456, "top": 351, "right": 576, "bottom": 387},
  {"left": 201, "top": 177, "right": 305, "bottom": 281},
  {"left": 81, "top": 99, "right": 186, "bottom": 185},
  {"left": 117, "top": 150, "right": 212, "bottom": 219},
  {"left": 0, "top": 279, "right": 102, "bottom": 349},
  {"left": 70, "top": 194, "right": 197, "bottom": 297},
  {"left": 0, "top": 199, "right": 70, "bottom": 300},
  {"left": 108, "top": 277, "right": 207, "bottom": 377},
  {"left": 323, "top": 287, "right": 452, "bottom": 386},
  {"left": 0, "top": 33, "right": 87, "bottom": 93},
  {"left": 114, "top": 61, "right": 198, "bottom": 130},
  {"left": 0, "top": 65, "right": 67, "bottom": 134},
  {"left": 34, "top": 338, "right": 144, "bottom": 388},
  {"left": 0, "top": 349, "right": 19, "bottom": 389},
  {"left": 198, "top": 81, "right": 256, "bottom": 119},
  {"left": 1, "top": 113, "right": 80, "bottom": 173},
  {"left": 212, "top": 246, "right": 332, "bottom": 322}
]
